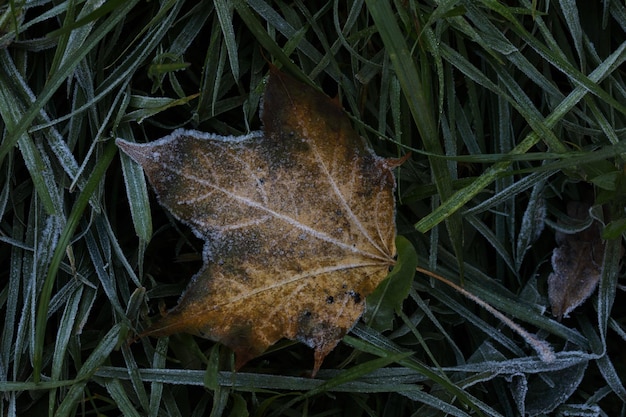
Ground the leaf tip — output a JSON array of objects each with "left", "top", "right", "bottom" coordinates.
[
  {"left": 312, "top": 349, "right": 326, "bottom": 378},
  {"left": 116, "top": 138, "right": 144, "bottom": 164}
]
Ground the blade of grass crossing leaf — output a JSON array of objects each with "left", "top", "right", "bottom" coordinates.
[
  {"left": 117, "top": 0, "right": 180, "bottom": 61},
  {"left": 48, "top": 279, "right": 84, "bottom": 318},
  {"left": 452, "top": 4, "right": 517, "bottom": 57},
  {"left": 33, "top": 139, "right": 117, "bottom": 382},
  {"left": 283, "top": 30, "right": 316, "bottom": 72},
  {"left": 506, "top": 50, "right": 564, "bottom": 101},
  {"left": 75, "top": 285, "right": 98, "bottom": 336},
  {"left": 417, "top": 39, "right": 626, "bottom": 231}
]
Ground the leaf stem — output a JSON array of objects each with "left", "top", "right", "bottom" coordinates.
[{"left": 416, "top": 266, "right": 556, "bottom": 362}]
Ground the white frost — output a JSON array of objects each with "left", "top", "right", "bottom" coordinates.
[
  {"left": 170, "top": 128, "right": 264, "bottom": 143},
  {"left": 117, "top": 129, "right": 264, "bottom": 149}
]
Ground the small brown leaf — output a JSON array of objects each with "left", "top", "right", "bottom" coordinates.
[
  {"left": 548, "top": 202, "right": 605, "bottom": 319},
  {"left": 117, "top": 68, "right": 398, "bottom": 375}
]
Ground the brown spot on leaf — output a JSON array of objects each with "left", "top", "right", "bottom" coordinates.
[
  {"left": 117, "top": 68, "right": 400, "bottom": 376},
  {"left": 349, "top": 291, "right": 362, "bottom": 304}
]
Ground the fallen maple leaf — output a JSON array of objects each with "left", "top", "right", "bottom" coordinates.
[
  {"left": 117, "top": 68, "right": 399, "bottom": 375},
  {"left": 548, "top": 201, "right": 605, "bottom": 319}
]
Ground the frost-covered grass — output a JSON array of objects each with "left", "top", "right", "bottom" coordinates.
[{"left": 1, "top": 1, "right": 626, "bottom": 416}]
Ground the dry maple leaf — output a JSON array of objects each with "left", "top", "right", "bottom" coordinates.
[
  {"left": 548, "top": 201, "right": 605, "bottom": 319},
  {"left": 117, "top": 68, "right": 399, "bottom": 375}
]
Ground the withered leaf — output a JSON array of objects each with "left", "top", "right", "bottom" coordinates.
[
  {"left": 117, "top": 68, "right": 398, "bottom": 375},
  {"left": 548, "top": 202, "right": 605, "bottom": 319}
]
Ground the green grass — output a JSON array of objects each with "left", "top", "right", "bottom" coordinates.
[{"left": 1, "top": 1, "right": 626, "bottom": 415}]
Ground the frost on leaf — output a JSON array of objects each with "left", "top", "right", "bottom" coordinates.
[
  {"left": 116, "top": 68, "right": 399, "bottom": 375},
  {"left": 548, "top": 202, "right": 605, "bottom": 319}
]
